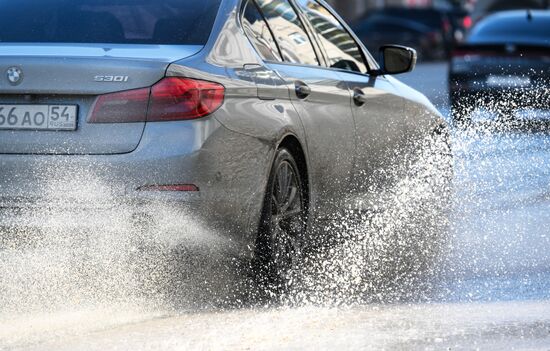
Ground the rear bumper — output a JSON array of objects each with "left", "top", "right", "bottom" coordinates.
[
  {"left": 0, "top": 118, "right": 220, "bottom": 197},
  {"left": 0, "top": 115, "right": 273, "bottom": 255},
  {"left": 0, "top": 118, "right": 208, "bottom": 237}
]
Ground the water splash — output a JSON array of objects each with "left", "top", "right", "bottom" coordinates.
[{"left": 278, "top": 131, "right": 454, "bottom": 306}]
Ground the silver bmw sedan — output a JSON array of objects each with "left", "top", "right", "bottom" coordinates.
[{"left": 0, "top": 0, "right": 450, "bottom": 284}]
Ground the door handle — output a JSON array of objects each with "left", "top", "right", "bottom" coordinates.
[
  {"left": 295, "top": 81, "right": 311, "bottom": 99},
  {"left": 353, "top": 89, "right": 368, "bottom": 106}
]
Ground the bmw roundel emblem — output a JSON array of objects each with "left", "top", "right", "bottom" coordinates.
[{"left": 6, "top": 67, "right": 23, "bottom": 86}]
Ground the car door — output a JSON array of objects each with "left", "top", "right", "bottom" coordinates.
[
  {"left": 253, "top": 0, "right": 356, "bottom": 217},
  {"left": 294, "top": 0, "right": 409, "bottom": 203}
]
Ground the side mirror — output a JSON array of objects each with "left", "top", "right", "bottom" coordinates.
[{"left": 378, "top": 45, "right": 417, "bottom": 75}]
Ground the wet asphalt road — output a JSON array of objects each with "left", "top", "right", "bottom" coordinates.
[{"left": 2, "top": 63, "right": 550, "bottom": 350}]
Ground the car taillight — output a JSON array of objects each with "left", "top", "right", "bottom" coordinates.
[
  {"left": 89, "top": 77, "right": 225, "bottom": 123},
  {"left": 149, "top": 78, "right": 225, "bottom": 121},
  {"left": 463, "top": 16, "right": 473, "bottom": 29},
  {"left": 89, "top": 88, "right": 150, "bottom": 123}
]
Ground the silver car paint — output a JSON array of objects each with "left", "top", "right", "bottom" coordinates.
[
  {"left": 267, "top": 62, "right": 357, "bottom": 217},
  {"left": 0, "top": 0, "right": 446, "bottom": 258}
]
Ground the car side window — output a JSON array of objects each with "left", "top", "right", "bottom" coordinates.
[
  {"left": 254, "top": 0, "right": 320, "bottom": 66},
  {"left": 295, "top": 0, "right": 367, "bottom": 73},
  {"left": 242, "top": 0, "right": 283, "bottom": 62}
]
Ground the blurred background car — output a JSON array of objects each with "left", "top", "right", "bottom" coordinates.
[
  {"left": 344, "top": 0, "right": 474, "bottom": 62},
  {"left": 328, "top": 0, "right": 550, "bottom": 63},
  {"left": 355, "top": 9, "right": 450, "bottom": 60},
  {"left": 449, "top": 10, "right": 550, "bottom": 125}
]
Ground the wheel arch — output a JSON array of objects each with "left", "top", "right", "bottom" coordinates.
[
  {"left": 244, "top": 132, "right": 312, "bottom": 259},
  {"left": 276, "top": 134, "right": 311, "bottom": 212}
]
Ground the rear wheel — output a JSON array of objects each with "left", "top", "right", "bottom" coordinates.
[{"left": 255, "top": 148, "right": 308, "bottom": 290}]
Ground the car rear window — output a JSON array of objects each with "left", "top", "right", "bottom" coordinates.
[{"left": 0, "top": 0, "right": 222, "bottom": 45}]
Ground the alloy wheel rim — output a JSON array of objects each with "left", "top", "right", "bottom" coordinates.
[{"left": 270, "top": 160, "right": 305, "bottom": 275}]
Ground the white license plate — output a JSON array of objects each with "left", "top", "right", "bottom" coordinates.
[
  {"left": 0, "top": 105, "right": 77, "bottom": 131},
  {"left": 486, "top": 76, "right": 531, "bottom": 88}
]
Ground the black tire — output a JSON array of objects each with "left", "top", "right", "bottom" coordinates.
[{"left": 255, "top": 148, "right": 308, "bottom": 290}]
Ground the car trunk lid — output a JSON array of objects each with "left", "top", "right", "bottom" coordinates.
[{"left": 0, "top": 44, "right": 202, "bottom": 155}]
